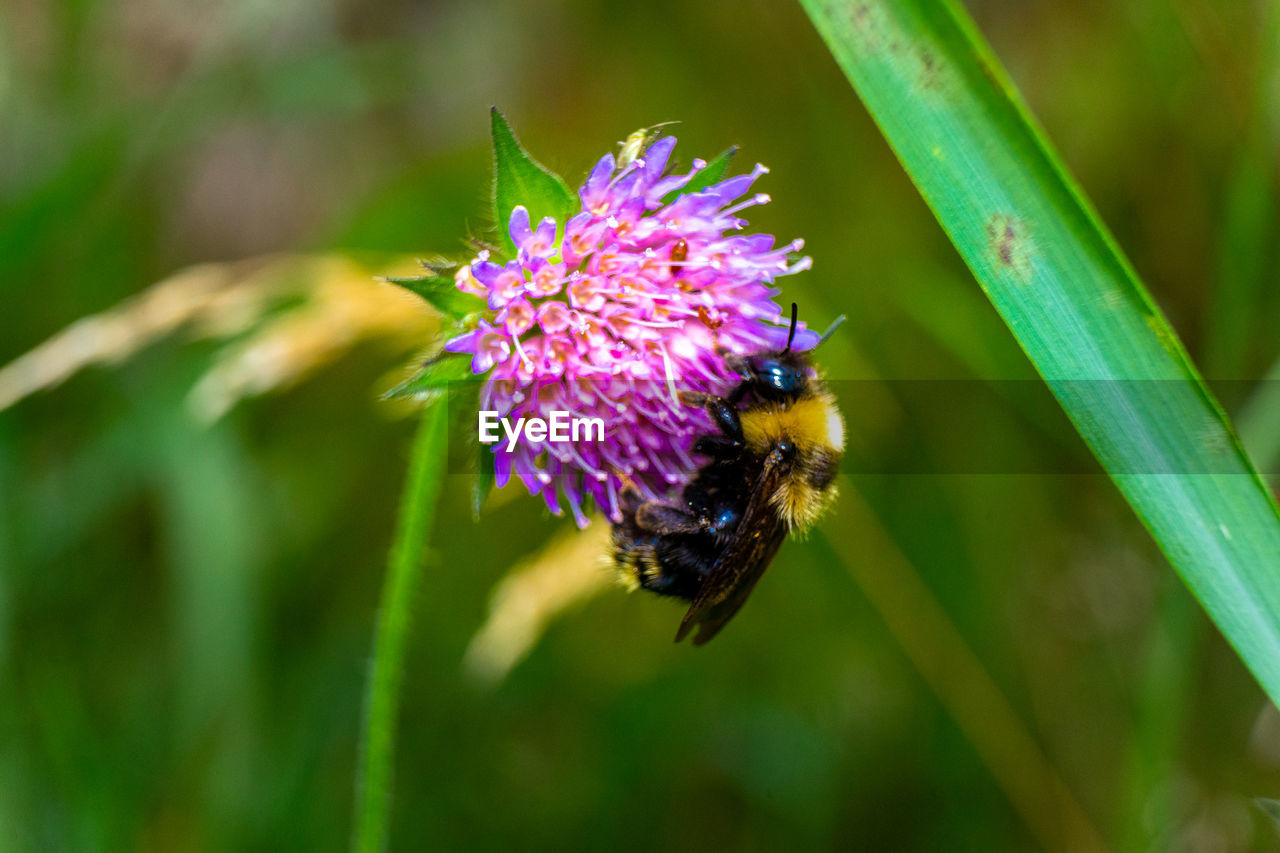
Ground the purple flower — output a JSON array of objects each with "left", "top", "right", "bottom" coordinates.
[{"left": 446, "top": 135, "right": 815, "bottom": 527}]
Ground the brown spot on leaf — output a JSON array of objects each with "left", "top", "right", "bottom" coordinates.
[
  {"left": 847, "top": 2, "right": 887, "bottom": 53},
  {"left": 851, "top": 3, "right": 872, "bottom": 31},
  {"left": 917, "top": 48, "right": 942, "bottom": 90},
  {"left": 986, "top": 214, "right": 1031, "bottom": 278}
]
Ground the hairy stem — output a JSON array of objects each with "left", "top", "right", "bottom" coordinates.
[{"left": 353, "top": 403, "right": 450, "bottom": 853}]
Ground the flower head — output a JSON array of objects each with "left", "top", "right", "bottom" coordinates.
[{"left": 445, "top": 135, "right": 816, "bottom": 526}]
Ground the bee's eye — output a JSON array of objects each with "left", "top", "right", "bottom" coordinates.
[{"left": 776, "top": 440, "right": 796, "bottom": 460}]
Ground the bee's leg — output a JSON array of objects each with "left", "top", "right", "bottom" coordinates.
[
  {"left": 720, "top": 351, "right": 750, "bottom": 379},
  {"left": 678, "top": 391, "right": 743, "bottom": 442},
  {"left": 726, "top": 382, "right": 751, "bottom": 407},
  {"left": 692, "top": 434, "right": 742, "bottom": 459},
  {"left": 679, "top": 391, "right": 709, "bottom": 407},
  {"left": 706, "top": 396, "right": 744, "bottom": 441},
  {"left": 715, "top": 351, "right": 753, "bottom": 405},
  {"left": 618, "top": 481, "right": 646, "bottom": 514},
  {"left": 635, "top": 501, "right": 706, "bottom": 535}
]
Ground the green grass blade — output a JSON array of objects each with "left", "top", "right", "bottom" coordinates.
[
  {"left": 352, "top": 403, "right": 449, "bottom": 853},
  {"left": 801, "top": 0, "right": 1280, "bottom": 701}
]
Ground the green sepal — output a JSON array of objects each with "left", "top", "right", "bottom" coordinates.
[
  {"left": 440, "top": 376, "right": 494, "bottom": 520},
  {"left": 662, "top": 146, "right": 737, "bottom": 205},
  {"left": 417, "top": 255, "right": 461, "bottom": 276},
  {"left": 384, "top": 352, "right": 476, "bottom": 399},
  {"left": 472, "top": 439, "right": 496, "bottom": 521},
  {"left": 490, "top": 107, "right": 578, "bottom": 257},
  {"left": 382, "top": 274, "right": 483, "bottom": 320}
]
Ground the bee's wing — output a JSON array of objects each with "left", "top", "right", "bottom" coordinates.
[{"left": 674, "top": 448, "right": 790, "bottom": 646}]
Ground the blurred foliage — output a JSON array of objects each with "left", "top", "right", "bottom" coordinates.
[{"left": 1, "top": 0, "right": 1278, "bottom": 851}]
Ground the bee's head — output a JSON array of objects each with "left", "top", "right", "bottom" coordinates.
[
  {"left": 741, "top": 303, "right": 812, "bottom": 401},
  {"left": 744, "top": 351, "right": 810, "bottom": 400}
]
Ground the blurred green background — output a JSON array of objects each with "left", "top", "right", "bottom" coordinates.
[{"left": 2, "top": 0, "right": 1279, "bottom": 850}]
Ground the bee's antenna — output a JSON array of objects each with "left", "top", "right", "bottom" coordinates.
[
  {"left": 783, "top": 302, "right": 799, "bottom": 353},
  {"left": 817, "top": 315, "right": 847, "bottom": 347}
]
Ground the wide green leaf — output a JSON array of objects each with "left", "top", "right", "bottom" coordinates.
[
  {"left": 801, "top": 0, "right": 1280, "bottom": 701},
  {"left": 490, "top": 108, "right": 578, "bottom": 257}
]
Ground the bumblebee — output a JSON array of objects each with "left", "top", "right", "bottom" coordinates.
[{"left": 612, "top": 306, "right": 845, "bottom": 644}]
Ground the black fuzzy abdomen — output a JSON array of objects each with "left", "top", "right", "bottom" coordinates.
[
  {"left": 612, "top": 528, "right": 719, "bottom": 601},
  {"left": 611, "top": 448, "right": 766, "bottom": 602}
]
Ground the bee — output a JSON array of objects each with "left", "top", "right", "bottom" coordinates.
[{"left": 612, "top": 305, "right": 846, "bottom": 644}]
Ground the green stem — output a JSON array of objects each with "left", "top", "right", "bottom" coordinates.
[
  {"left": 353, "top": 404, "right": 450, "bottom": 853},
  {"left": 823, "top": 493, "right": 1105, "bottom": 852}
]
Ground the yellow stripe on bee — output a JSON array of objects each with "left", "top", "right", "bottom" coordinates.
[
  {"left": 739, "top": 392, "right": 844, "bottom": 531},
  {"left": 739, "top": 393, "right": 844, "bottom": 455},
  {"left": 612, "top": 545, "right": 661, "bottom": 592}
]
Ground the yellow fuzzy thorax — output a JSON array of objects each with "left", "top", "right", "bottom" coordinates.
[
  {"left": 739, "top": 393, "right": 843, "bottom": 451},
  {"left": 739, "top": 392, "right": 845, "bottom": 531}
]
